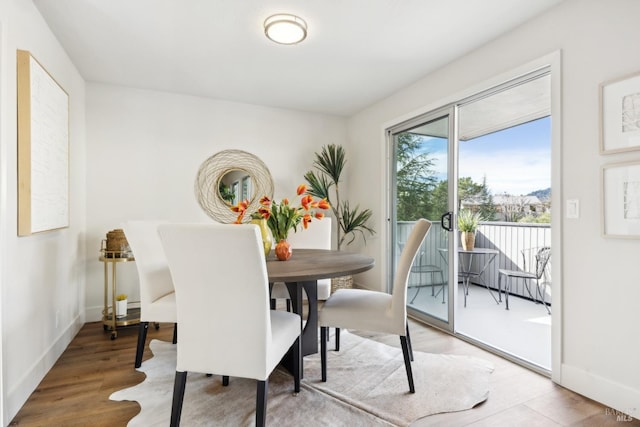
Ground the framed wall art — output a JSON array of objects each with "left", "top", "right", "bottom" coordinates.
[
  {"left": 17, "top": 50, "right": 69, "bottom": 236},
  {"left": 600, "top": 71, "right": 640, "bottom": 154},
  {"left": 602, "top": 160, "right": 640, "bottom": 238}
]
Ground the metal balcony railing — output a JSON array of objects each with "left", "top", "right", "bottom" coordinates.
[{"left": 397, "top": 221, "right": 551, "bottom": 302}]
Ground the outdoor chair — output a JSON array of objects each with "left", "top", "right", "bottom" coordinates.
[{"left": 498, "top": 246, "right": 551, "bottom": 313}]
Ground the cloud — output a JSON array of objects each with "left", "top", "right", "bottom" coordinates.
[{"left": 459, "top": 149, "right": 550, "bottom": 195}]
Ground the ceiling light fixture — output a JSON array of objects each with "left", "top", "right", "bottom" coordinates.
[{"left": 264, "top": 14, "right": 307, "bottom": 45}]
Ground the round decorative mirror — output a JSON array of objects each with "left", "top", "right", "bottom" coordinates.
[{"left": 195, "top": 149, "right": 274, "bottom": 223}]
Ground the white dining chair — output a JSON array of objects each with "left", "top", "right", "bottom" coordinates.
[
  {"left": 123, "top": 220, "right": 178, "bottom": 368},
  {"left": 270, "top": 218, "right": 332, "bottom": 309},
  {"left": 158, "top": 223, "right": 301, "bottom": 427},
  {"left": 318, "top": 219, "right": 432, "bottom": 393}
]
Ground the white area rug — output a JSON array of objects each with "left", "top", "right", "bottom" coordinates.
[{"left": 110, "top": 331, "right": 493, "bottom": 426}]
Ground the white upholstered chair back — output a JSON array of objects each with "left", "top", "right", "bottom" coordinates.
[
  {"left": 390, "top": 219, "right": 431, "bottom": 334},
  {"left": 123, "top": 220, "right": 176, "bottom": 322},
  {"left": 158, "top": 223, "right": 275, "bottom": 379},
  {"left": 288, "top": 218, "right": 332, "bottom": 299}
]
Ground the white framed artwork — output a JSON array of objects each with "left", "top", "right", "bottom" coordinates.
[
  {"left": 602, "top": 160, "right": 640, "bottom": 238},
  {"left": 17, "top": 50, "right": 69, "bottom": 236},
  {"left": 600, "top": 71, "right": 640, "bottom": 154}
]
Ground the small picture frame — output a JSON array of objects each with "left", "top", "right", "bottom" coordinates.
[
  {"left": 602, "top": 161, "right": 640, "bottom": 238},
  {"left": 600, "top": 71, "right": 640, "bottom": 154}
]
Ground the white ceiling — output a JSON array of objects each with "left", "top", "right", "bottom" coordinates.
[{"left": 34, "top": 0, "right": 563, "bottom": 117}]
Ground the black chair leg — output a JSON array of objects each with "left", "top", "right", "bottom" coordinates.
[
  {"left": 170, "top": 371, "right": 187, "bottom": 427},
  {"left": 270, "top": 298, "right": 276, "bottom": 310},
  {"left": 172, "top": 323, "right": 178, "bottom": 344},
  {"left": 406, "top": 323, "right": 414, "bottom": 361},
  {"left": 256, "top": 380, "right": 268, "bottom": 427},
  {"left": 292, "top": 336, "right": 301, "bottom": 393},
  {"left": 320, "top": 327, "right": 328, "bottom": 382},
  {"left": 400, "top": 336, "right": 415, "bottom": 393},
  {"left": 134, "top": 321, "right": 149, "bottom": 368},
  {"left": 335, "top": 327, "right": 341, "bottom": 351},
  {"left": 222, "top": 375, "right": 229, "bottom": 386}
]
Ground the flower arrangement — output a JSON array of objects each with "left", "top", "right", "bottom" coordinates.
[
  {"left": 231, "top": 184, "right": 330, "bottom": 242},
  {"left": 116, "top": 294, "right": 128, "bottom": 301}
]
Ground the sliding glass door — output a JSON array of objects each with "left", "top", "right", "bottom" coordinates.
[
  {"left": 389, "top": 108, "right": 457, "bottom": 331},
  {"left": 388, "top": 68, "right": 553, "bottom": 371}
]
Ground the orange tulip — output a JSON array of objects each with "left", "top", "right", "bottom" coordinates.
[
  {"left": 300, "top": 195, "right": 313, "bottom": 210},
  {"left": 259, "top": 196, "right": 272, "bottom": 207},
  {"left": 302, "top": 214, "right": 313, "bottom": 228},
  {"left": 317, "top": 198, "right": 330, "bottom": 210},
  {"left": 296, "top": 184, "right": 307, "bottom": 195},
  {"left": 258, "top": 207, "right": 271, "bottom": 219},
  {"left": 314, "top": 211, "right": 325, "bottom": 220}
]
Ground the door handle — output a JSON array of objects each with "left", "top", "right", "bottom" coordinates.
[{"left": 441, "top": 212, "right": 453, "bottom": 231}]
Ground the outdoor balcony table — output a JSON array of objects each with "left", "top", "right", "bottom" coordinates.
[{"left": 438, "top": 247, "right": 500, "bottom": 307}]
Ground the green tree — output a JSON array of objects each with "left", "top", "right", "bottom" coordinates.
[
  {"left": 395, "top": 133, "right": 438, "bottom": 221},
  {"left": 429, "top": 177, "right": 494, "bottom": 220}
]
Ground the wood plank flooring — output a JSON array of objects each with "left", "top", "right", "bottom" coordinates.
[{"left": 9, "top": 318, "right": 637, "bottom": 426}]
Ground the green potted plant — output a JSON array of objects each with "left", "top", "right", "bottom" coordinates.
[
  {"left": 304, "top": 144, "right": 375, "bottom": 290},
  {"left": 457, "top": 209, "right": 484, "bottom": 251},
  {"left": 115, "top": 294, "right": 128, "bottom": 318}
]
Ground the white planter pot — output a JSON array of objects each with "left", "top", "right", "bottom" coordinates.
[{"left": 116, "top": 299, "right": 128, "bottom": 318}]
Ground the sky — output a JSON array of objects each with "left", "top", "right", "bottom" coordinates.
[{"left": 420, "top": 117, "right": 551, "bottom": 196}]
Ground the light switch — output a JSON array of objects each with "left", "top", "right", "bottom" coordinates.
[{"left": 566, "top": 199, "right": 579, "bottom": 219}]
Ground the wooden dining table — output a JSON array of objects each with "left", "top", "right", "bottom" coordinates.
[{"left": 266, "top": 248, "right": 374, "bottom": 373}]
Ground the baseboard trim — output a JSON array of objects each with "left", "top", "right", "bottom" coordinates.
[
  {"left": 4, "top": 315, "right": 83, "bottom": 425},
  {"left": 561, "top": 363, "right": 639, "bottom": 419}
]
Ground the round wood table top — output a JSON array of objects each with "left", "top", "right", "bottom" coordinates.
[{"left": 266, "top": 249, "right": 375, "bottom": 283}]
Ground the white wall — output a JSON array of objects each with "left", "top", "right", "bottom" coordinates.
[
  {"left": 85, "top": 83, "right": 348, "bottom": 319},
  {"left": 3, "top": 0, "right": 638, "bottom": 422},
  {"left": 346, "top": 0, "right": 640, "bottom": 415},
  {"left": 0, "top": 0, "right": 87, "bottom": 424}
]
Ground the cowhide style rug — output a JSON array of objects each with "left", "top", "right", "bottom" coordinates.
[{"left": 110, "top": 331, "right": 494, "bottom": 426}]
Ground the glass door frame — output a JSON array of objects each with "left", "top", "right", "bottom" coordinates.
[{"left": 387, "top": 105, "right": 459, "bottom": 334}]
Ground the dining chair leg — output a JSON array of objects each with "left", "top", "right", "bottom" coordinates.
[
  {"left": 134, "top": 321, "right": 149, "bottom": 368},
  {"left": 400, "top": 336, "right": 415, "bottom": 393},
  {"left": 222, "top": 376, "right": 229, "bottom": 386},
  {"left": 335, "top": 327, "right": 341, "bottom": 351},
  {"left": 170, "top": 370, "right": 187, "bottom": 427},
  {"left": 320, "top": 326, "right": 328, "bottom": 382},
  {"left": 405, "top": 323, "right": 414, "bottom": 361},
  {"left": 292, "top": 336, "right": 301, "bottom": 393},
  {"left": 256, "top": 380, "right": 268, "bottom": 427},
  {"left": 172, "top": 323, "right": 178, "bottom": 344}
]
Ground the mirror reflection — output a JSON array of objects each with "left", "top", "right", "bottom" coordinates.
[{"left": 218, "top": 169, "right": 255, "bottom": 206}]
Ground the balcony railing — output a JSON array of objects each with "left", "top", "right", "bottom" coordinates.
[{"left": 397, "top": 221, "right": 551, "bottom": 302}]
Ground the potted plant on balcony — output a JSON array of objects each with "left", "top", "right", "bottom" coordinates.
[
  {"left": 304, "top": 144, "right": 375, "bottom": 291},
  {"left": 458, "top": 209, "right": 483, "bottom": 251}
]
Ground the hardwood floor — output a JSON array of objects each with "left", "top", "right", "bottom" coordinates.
[{"left": 9, "top": 319, "right": 637, "bottom": 426}]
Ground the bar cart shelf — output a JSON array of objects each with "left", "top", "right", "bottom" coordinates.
[{"left": 99, "top": 247, "right": 139, "bottom": 340}]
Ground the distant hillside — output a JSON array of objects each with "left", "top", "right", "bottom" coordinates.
[{"left": 527, "top": 188, "right": 551, "bottom": 201}]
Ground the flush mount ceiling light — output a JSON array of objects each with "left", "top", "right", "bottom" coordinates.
[{"left": 264, "top": 14, "right": 307, "bottom": 45}]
